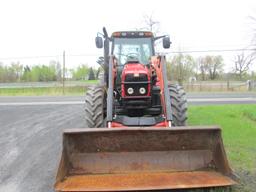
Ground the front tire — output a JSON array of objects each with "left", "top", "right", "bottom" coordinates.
[
  {"left": 169, "top": 84, "right": 188, "bottom": 126},
  {"left": 84, "top": 86, "right": 105, "bottom": 128}
]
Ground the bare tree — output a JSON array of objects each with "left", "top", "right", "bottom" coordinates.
[
  {"left": 143, "top": 14, "right": 160, "bottom": 34},
  {"left": 11, "top": 62, "right": 23, "bottom": 82},
  {"left": 197, "top": 57, "right": 206, "bottom": 80},
  {"left": 55, "top": 61, "right": 62, "bottom": 82},
  {"left": 167, "top": 54, "right": 196, "bottom": 84},
  {"left": 234, "top": 52, "right": 255, "bottom": 80},
  {"left": 207, "top": 55, "right": 224, "bottom": 80},
  {"left": 197, "top": 55, "right": 224, "bottom": 80},
  {"left": 138, "top": 13, "right": 160, "bottom": 36}
]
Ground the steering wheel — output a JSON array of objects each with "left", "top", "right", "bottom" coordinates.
[
  {"left": 126, "top": 52, "right": 140, "bottom": 59},
  {"left": 114, "top": 53, "right": 140, "bottom": 65}
]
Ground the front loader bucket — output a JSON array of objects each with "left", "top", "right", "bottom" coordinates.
[{"left": 55, "top": 126, "right": 236, "bottom": 192}]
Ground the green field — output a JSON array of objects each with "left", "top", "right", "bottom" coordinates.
[
  {"left": 189, "top": 105, "right": 256, "bottom": 192},
  {"left": 0, "top": 80, "right": 99, "bottom": 96},
  {"left": 78, "top": 80, "right": 99, "bottom": 84},
  {"left": 0, "top": 86, "right": 86, "bottom": 96}
]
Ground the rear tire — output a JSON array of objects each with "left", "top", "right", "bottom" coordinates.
[
  {"left": 84, "top": 86, "right": 105, "bottom": 128},
  {"left": 169, "top": 84, "right": 188, "bottom": 126}
]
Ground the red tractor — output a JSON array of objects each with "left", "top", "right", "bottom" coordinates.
[
  {"left": 54, "top": 27, "right": 235, "bottom": 192},
  {"left": 85, "top": 27, "right": 187, "bottom": 128}
]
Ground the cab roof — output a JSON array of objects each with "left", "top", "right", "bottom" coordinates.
[{"left": 111, "top": 31, "right": 154, "bottom": 38}]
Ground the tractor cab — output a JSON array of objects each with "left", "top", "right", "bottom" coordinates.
[
  {"left": 111, "top": 31, "right": 155, "bottom": 66},
  {"left": 110, "top": 32, "right": 155, "bottom": 102},
  {"left": 95, "top": 30, "right": 171, "bottom": 65}
]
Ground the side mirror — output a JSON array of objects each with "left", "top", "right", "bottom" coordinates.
[
  {"left": 163, "top": 36, "right": 171, "bottom": 49},
  {"left": 95, "top": 36, "right": 103, "bottom": 48}
]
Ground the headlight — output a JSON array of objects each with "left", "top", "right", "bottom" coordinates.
[
  {"left": 139, "top": 87, "right": 146, "bottom": 94},
  {"left": 127, "top": 87, "right": 134, "bottom": 95}
]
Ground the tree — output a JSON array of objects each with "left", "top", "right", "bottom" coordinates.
[
  {"left": 206, "top": 55, "right": 224, "bottom": 80},
  {"left": 10, "top": 62, "right": 23, "bottom": 82},
  {"left": 0, "top": 63, "right": 6, "bottom": 82},
  {"left": 167, "top": 54, "right": 196, "bottom": 84},
  {"left": 50, "top": 60, "right": 62, "bottom": 81},
  {"left": 0, "top": 64, "right": 18, "bottom": 82},
  {"left": 197, "top": 55, "right": 224, "bottom": 80},
  {"left": 88, "top": 67, "right": 95, "bottom": 80},
  {"left": 197, "top": 57, "right": 207, "bottom": 80},
  {"left": 233, "top": 52, "right": 255, "bottom": 80},
  {"left": 72, "top": 64, "right": 89, "bottom": 80},
  {"left": 142, "top": 13, "right": 160, "bottom": 35},
  {"left": 46, "top": 64, "right": 57, "bottom": 81},
  {"left": 22, "top": 64, "right": 57, "bottom": 82},
  {"left": 95, "top": 67, "right": 101, "bottom": 79},
  {"left": 22, "top": 65, "right": 31, "bottom": 81}
]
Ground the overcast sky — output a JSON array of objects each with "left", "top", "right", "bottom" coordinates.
[{"left": 0, "top": 0, "right": 255, "bottom": 70}]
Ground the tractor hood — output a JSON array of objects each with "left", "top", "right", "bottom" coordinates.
[
  {"left": 122, "top": 63, "right": 149, "bottom": 77},
  {"left": 121, "top": 63, "right": 151, "bottom": 98}
]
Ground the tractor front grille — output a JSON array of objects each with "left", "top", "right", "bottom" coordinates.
[{"left": 125, "top": 74, "right": 148, "bottom": 82}]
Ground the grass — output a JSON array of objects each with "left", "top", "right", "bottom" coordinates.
[
  {"left": 0, "top": 80, "right": 99, "bottom": 96},
  {"left": 0, "top": 86, "right": 86, "bottom": 96},
  {"left": 78, "top": 79, "right": 99, "bottom": 84},
  {"left": 188, "top": 105, "right": 256, "bottom": 170},
  {"left": 188, "top": 105, "right": 256, "bottom": 192}
]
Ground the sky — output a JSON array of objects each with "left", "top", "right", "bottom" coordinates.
[{"left": 0, "top": 0, "right": 255, "bottom": 71}]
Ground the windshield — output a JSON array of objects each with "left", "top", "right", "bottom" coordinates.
[{"left": 112, "top": 37, "right": 153, "bottom": 65}]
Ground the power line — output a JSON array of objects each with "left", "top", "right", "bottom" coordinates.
[
  {"left": 67, "top": 48, "right": 256, "bottom": 56},
  {"left": 0, "top": 54, "right": 99, "bottom": 60},
  {"left": 0, "top": 48, "right": 255, "bottom": 61},
  {"left": 67, "top": 54, "right": 100, "bottom": 57},
  {"left": 0, "top": 55, "right": 59, "bottom": 60},
  {"left": 164, "top": 48, "right": 256, "bottom": 54}
]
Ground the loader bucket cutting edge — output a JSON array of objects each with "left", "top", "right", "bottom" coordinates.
[{"left": 55, "top": 126, "right": 236, "bottom": 192}]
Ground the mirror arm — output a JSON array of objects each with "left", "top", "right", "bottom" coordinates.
[
  {"left": 97, "top": 32, "right": 104, "bottom": 37},
  {"left": 154, "top": 35, "right": 167, "bottom": 41}
]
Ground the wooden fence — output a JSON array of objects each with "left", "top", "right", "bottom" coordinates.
[{"left": 183, "top": 81, "right": 256, "bottom": 92}]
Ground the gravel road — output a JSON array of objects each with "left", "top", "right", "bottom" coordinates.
[{"left": 0, "top": 105, "right": 85, "bottom": 192}]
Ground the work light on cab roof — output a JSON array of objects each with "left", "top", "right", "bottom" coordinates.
[{"left": 112, "top": 31, "right": 153, "bottom": 38}]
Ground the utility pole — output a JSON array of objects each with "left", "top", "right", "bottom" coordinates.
[{"left": 62, "top": 50, "right": 65, "bottom": 95}]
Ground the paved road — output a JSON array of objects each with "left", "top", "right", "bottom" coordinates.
[
  {"left": 0, "top": 81, "right": 93, "bottom": 88},
  {"left": 0, "top": 93, "right": 256, "bottom": 192},
  {"left": 0, "top": 92, "right": 255, "bottom": 105},
  {"left": 0, "top": 105, "right": 85, "bottom": 192}
]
